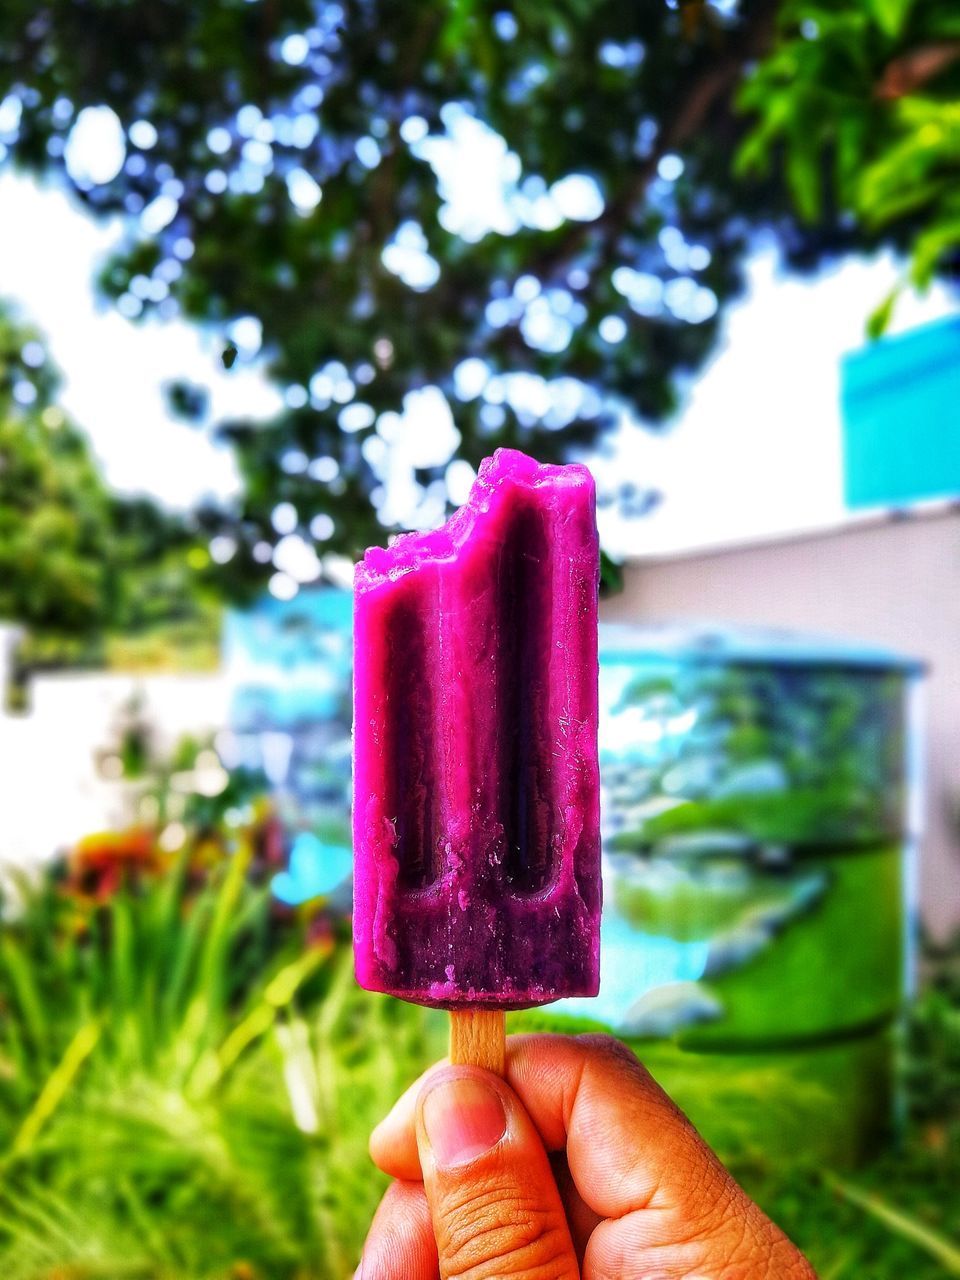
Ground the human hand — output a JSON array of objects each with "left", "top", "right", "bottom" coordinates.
[{"left": 358, "top": 1033, "right": 816, "bottom": 1279}]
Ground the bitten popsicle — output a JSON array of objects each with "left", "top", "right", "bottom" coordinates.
[{"left": 353, "top": 448, "right": 601, "bottom": 1070}]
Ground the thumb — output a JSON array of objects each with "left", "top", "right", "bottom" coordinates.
[{"left": 415, "top": 1066, "right": 579, "bottom": 1280}]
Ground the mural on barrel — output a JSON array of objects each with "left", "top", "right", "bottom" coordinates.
[{"left": 542, "top": 625, "right": 921, "bottom": 1164}]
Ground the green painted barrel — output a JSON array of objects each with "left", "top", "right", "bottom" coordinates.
[{"left": 536, "top": 624, "right": 922, "bottom": 1167}]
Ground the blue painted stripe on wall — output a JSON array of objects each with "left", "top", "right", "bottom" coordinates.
[{"left": 841, "top": 314, "right": 960, "bottom": 509}]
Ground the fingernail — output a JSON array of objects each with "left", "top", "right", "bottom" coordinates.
[{"left": 421, "top": 1075, "right": 507, "bottom": 1167}]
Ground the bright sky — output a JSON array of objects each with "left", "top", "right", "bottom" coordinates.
[
  {"left": 0, "top": 171, "right": 272, "bottom": 508},
  {"left": 0, "top": 165, "right": 954, "bottom": 556},
  {"left": 593, "top": 245, "right": 956, "bottom": 558}
]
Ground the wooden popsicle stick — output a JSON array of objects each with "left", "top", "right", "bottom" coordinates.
[{"left": 449, "top": 1009, "right": 506, "bottom": 1076}]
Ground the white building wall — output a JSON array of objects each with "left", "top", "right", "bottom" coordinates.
[
  {"left": 602, "top": 510, "right": 960, "bottom": 936},
  {"left": 0, "top": 642, "right": 230, "bottom": 871}
]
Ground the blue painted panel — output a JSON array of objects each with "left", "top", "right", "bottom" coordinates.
[{"left": 841, "top": 314, "right": 960, "bottom": 509}]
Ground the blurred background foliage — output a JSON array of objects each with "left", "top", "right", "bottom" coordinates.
[
  {"left": 0, "top": 0, "right": 959, "bottom": 641},
  {"left": 0, "top": 837, "right": 447, "bottom": 1279},
  {"left": 0, "top": 822, "right": 959, "bottom": 1278},
  {"left": 737, "top": 0, "right": 960, "bottom": 333},
  {"left": 0, "top": 306, "right": 224, "bottom": 672}
]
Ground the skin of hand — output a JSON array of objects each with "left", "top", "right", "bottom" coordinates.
[{"left": 358, "top": 1033, "right": 817, "bottom": 1280}]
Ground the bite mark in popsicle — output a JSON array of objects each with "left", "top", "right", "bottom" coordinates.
[{"left": 353, "top": 448, "right": 601, "bottom": 1010}]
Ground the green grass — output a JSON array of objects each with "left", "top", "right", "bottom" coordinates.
[
  {"left": 0, "top": 855, "right": 445, "bottom": 1279},
  {"left": 0, "top": 855, "right": 958, "bottom": 1278}
]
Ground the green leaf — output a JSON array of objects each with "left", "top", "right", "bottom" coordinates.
[
  {"left": 866, "top": 0, "right": 915, "bottom": 39},
  {"left": 824, "top": 1173, "right": 960, "bottom": 1274},
  {"left": 786, "top": 144, "right": 822, "bottom": 223},
  {"left": 911, "top": 218, "right": 960, "bottom": 287},
  {"left": 9, "top": 1022, "right": 101, "bottom": 1160},
  {"left": 861, "top": 177, "right": 950, "bottom": 229},
  {"left": 599, "top": 549, "right": 624, "bottom": 598},
  {"left": 866, "top": 286, "right": 900, "bottom": 340},
  {"left": 0, "top": 937, "right": 48, "bottom": 1057}
]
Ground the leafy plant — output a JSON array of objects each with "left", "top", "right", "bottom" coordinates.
[
  {"left": 0, "top": 851, "right": 445, "bottom": 1278},
  {"left": 1, "top": 852, "right": 959, "bottom": 1277},
  {"left": 737, "top": 0, "right": 960, "bottom": 331}
]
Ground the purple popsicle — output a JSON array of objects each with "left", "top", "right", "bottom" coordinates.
[{"left": 353, "top": 448, "right": 601, "bottom": 1010}]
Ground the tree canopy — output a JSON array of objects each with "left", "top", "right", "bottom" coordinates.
[
  {"left": 0, "top": 306, "right": 114, "bottom": 637},
  {"left": 0, "top": 305, "right": 219, "bottom": 662},
  {"left": 0, "top": 0, "right": 957, "bottom": 600}
]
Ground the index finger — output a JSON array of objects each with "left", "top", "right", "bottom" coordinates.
[{"left": 370, "top": 1032, "right": 729, "bottom": 1220}]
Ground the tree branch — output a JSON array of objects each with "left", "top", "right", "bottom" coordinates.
[
  {"left": 534, "top": 1, "right": 780, "bottom": 282},
  {"left": 875, "top": 41, "right": 960, "bottom": 100}
]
